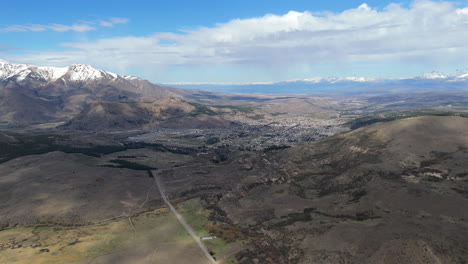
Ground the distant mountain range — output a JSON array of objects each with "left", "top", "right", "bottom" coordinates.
[
  {"left": 168, "top": 71, "right": 468, "bottom": 94},
  {"left": 2, "top": 59, "right": 467, "bottom": 127}
]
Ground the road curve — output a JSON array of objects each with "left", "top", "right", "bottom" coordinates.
[{"left": 151, "top": 170, "right": 218, "bottom": 264}]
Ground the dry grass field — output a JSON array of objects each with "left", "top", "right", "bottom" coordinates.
[{"left": 0, "top": 199, "right": 242, "bottom": 264}]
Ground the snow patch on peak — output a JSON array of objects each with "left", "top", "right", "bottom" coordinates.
[
  {"left": 421, "top": 71, "right": 448, "bottom": 79},
  {"left": 123, "top": 75, "right": 141, "bottom": 81},
  {"left": 67, "top": 64, "right": 118, "bottom": 81},
  {"left": 343, "top": 76, "right": 371, "bottom": 82},
  {"left": 15, "top": 69, "right": 32, "bottom": 81},
  {"left": 69, "top": 64, "right": 96, "bottom": 71},
  {"left": 0, "top": 61, "right": 67, "bottom": 82},
  {"left": 453, "top": 69, "right": 468, "bottom": 79},
  {"left": 0, "top": 61, "right": 122, "bottom": 83},
  {"left": 452, "top": 71, "right": 468, "bottom": 81},
  {"left": 0, "top": 61, "right": 29, "bottom": 80},
  {"left": 284, "top": 76, "right": 375, "bottom": 84},
  {"left": 36, "top": 66, "right": 69, "bottom": 81},
  {"left": 281, "top": 77, "right": 323, "bottom": 83}
]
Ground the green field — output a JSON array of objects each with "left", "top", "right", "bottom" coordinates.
[
  {"left": 177, "top": 198, "right": 244, "bottom": 261},
  {"left": 0, "top": 199, "right": 241, "bottom": 264}
]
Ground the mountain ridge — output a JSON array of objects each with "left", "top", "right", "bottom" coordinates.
[
  {"left": 0, "top": 60, "right": 195, "bottom": 125},
  {"left": 167, "top": 70, "right": 468, "bottom": 95},
  {"left": 0, "top": 61, "right": 119, "bottom": 83}
]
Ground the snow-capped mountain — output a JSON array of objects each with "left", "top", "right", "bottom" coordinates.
[
  {"left": 171, "top": 71, "right": 468, "bottom": 94},
  {"left": 0, "top": 60, "right": 189, "bottom": 124},
  {"left": 0, "top": 60, "right": 119, "bottom": 83},
  {"left": 35, "top": 67, "right": 69, "bottom": 82},
  {"left": 419, "top": 71, "right": 448, "bottom": 80},
  {"left": 123, "top": 75, "right": 142, "bottom": 81},
  {"left": 0, "top": 60, "right": 30, "bottom": 81},
  {"left": 455, "top": 73, "right": 468, "bottom": 80},
  {"left": 66, "top": 64, "right": 118, "bottom": 82},
  {"left": 280, "top": 76, "right": 377, "bottom": 84},
  {"left": 449, "top": 70, "right": 468, "bottom": 82}
]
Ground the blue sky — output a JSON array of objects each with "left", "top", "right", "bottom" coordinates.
[{"left": 2, "top": 0, "right": 468, "bottom": 83}]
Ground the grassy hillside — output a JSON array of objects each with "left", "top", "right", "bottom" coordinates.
[
  {"left": 346, "top": 110, "right": 468, "bottom": 129},
  {"left": 0, "top": 134, "right": 127, "bottom": 163}
]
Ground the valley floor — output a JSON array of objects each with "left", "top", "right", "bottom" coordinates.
[
  {"left": 0, "top": 199, "right": 241, "bottom": 264},
  {"left": 0, "top": 113, "right": 467, "bottom": 264}
]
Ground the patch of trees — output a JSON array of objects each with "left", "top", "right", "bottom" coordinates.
[
  {"left": 125, "top": 142, "right": 200, "bottom": 155},
  {"left": 179, "top": 185, "right": 222, "bottom": 197},
  {"left": 102, "top": 159, "right": 156, "bottom": 171},
  {"left": 249, "top": 114, "right": 265, "bottom": 120},
  {"left": 263, "top": 145, "right": 291, "bottom": 152},
  {"left": 270, "top": 112, "right": 288, "bottom": 116},
  {"left": 205, "top": 137, "right": 220, "bottom": 145},
  {"left": 188, "top": 102, "right": 217, "bottom": 116},
  {"left": 212, "top": 104, "right": 254, "bottom": 113},
  {"left": 270, "top": 208, "right": 315, "bottom": 228},
  {"left": 350, "top": 189, "right": 367, "bottom": 202},
  {"left": 211, "top": 154, "right": 228, "bottom": 163},
  {"left": 0, "top": 134, "right": 128, "bottom": 163}
]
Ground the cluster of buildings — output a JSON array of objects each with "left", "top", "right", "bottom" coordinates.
[{"left": 128, "top": 115, "right": 350, "bottom": 151}]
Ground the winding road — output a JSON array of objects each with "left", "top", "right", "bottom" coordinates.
[{"left": 151, "top": 170, "right": 218, "bottom": 264}]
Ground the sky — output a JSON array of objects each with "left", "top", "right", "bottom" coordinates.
[{"left": 1, "top": 0, "right": 468, "bottom": 83}]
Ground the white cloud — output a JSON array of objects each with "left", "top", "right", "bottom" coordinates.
[
  {"left": 109, "top": 17, "right": 129, "bottom": 24},
  {"left": 99, "top": 17, "right": 129, "bottom": 27},
  {"left": 99, "top": 21, "right": 114, "bottom": 27},
  {"left": 3, "top": 1, "right": 468, "bottom": 81},
  {"left": 0, "top": 17, "right": 129, "bottom": 33},
  {"left": 47, "top": 24, "right": 96, "bottom": 32}
]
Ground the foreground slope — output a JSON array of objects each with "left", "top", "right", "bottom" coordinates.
[
  {"left": 0, "top": 151, "right": 160, "bottom": 227},
  {"left": 0, "top": 113, "right": 466, "bottom": 263},
  {"left": 0, "top": 140, "right": 240, "bottom": 263},
  {"left": 217, "top": 116, "right": 468, "bottom": 263}
]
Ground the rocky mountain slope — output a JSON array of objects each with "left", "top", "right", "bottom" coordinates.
[
  {"left": 63, "top": 97, "right": 232, "bottom": 130},
  {"left": 0, "top": 60, "right": 190, "bottom": 124}
]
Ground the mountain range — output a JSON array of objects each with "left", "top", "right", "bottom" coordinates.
[
  {"left": 169, "top": 71, "right": 468, "bottom": 94},
  {"left": 2, "top": 59, "right": 467, "bottom": 127},
  {"left": 0, "top": 60, "right": 193, "bottom": 125}
]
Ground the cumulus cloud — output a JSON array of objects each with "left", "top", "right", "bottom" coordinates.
[
  {"left": 0, "top": 17, "right": 129, "bottom": 33},
  {"left": 3, "top": 1, "right": 468, "bottom": 80}
]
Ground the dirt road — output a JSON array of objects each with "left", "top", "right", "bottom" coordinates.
[{"left": 151, "top": 170, "right": 218, "bottom": 264}]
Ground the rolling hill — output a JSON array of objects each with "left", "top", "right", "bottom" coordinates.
[{"left": 215, "top": 116, "right": 468, "bottom": 263}]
